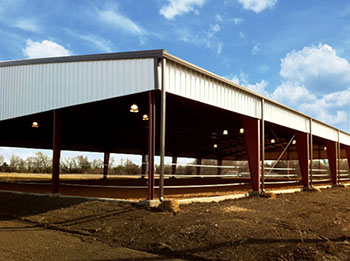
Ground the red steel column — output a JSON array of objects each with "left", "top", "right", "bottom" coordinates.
[
  {"left": 172, "top": 156, "right": 177, "bottom": 175},
  {"left": 52, "top": 110, "right": 62, "bottom": 194},
  {"left": 295, "top": 132, "right": 310, "bottom": 188},
  {"left": 243, "top": 117, "right": 261, "bottom": 193},
  {"left": 148, "top": 92, "right": 156, "bottom": 200},
  {"left": 325, "top": 140, "right": 338, "bottom": 185},
  {"left": 196, "top": 158, "right": 202, "bottom": 175},
  {"left": 217, "top": 158, "right": 223, "bottom": 175},
  {"left": 103, "top": 151, "right": 110, "bottom": 179},
  {"left": 345, "top": 146, "right": 350, "bottom": 175}
]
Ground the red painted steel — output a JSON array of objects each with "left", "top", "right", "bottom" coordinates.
[
  {"left": 295, "top": 132, "right": 310, "bottom": 188},
  {"left": 325, "top": 140, "right": 338, "bottom": 185},
  {"left": 345, "top": 147, "right": 350, "bottom": 174},
  {"left": 103, "top": 151, "right": 110, "bottom": 179},
  {"left": 52, "top": 110, "right": 61, "bottom": 193},
  {"left": 243, "top": 117, "right": 261, "bottom": 192},
  {"left": 148, "top": 92, "right": 156, "bottom": 200},
  {"left": 141, "top": 154, "right": 147, "bottom": 177}
]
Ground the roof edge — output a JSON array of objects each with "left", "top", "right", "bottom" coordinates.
[{"left": 0, "top": 49, "right": 166, "bottom": 67}]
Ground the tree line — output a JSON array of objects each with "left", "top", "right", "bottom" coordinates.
[{"left": 0, "top": 153, "right": 140, "bottom": 174}]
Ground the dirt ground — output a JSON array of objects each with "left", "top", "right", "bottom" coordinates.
[{"left": 2, "top": 187, "right": 350, "bottom": 260}]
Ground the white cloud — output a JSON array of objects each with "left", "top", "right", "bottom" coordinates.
[
  {"left": 238, "top": 0, "right": 277, "bottom": 13},
  {"left": 217, "top": 42, "right": 223, "bottom": 55},
  {"left": 13, "top": 18, "right": 40, "bottom": 32},
  {"left": 229, "top": 73, "right": 269, "bottom": 96},
  {"left": 215, "top": 14, "right": 223, "bottom": 22},
  {"left": 66, "top": 30, "right": 113, "bottom": 53},
  {"left": 97, "top": 8, "right": 146, "bottom": 36},
  {"left": 280, "top": 43, "right": 350, "bottom": 94},
  {"left": 23, "top": 39, "right": 71, "bottom": 59},
  {"left": 160, "top": 0, "right": 206, "bottom": 20},
  {"left": 251, "top": 43, "right": 261, "bottom": 55},
  {"left": 233, "top": 18, "right": 243, "bottom": 25},
  {"left": 208, "top": 24, "right": 221, "bottom": 38},
  {"left": 239, "top": 32, "right": 246, "bottom": 39}
]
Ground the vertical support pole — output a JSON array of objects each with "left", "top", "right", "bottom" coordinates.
[
  {"left": 217, "top": 158, "right": 223, "bottom": 175},
  {"left": 309, "top": 119, "right": 313, "bottom": 187},
  {"left": 159, "top": 58, "right": 166, "bottom": 201},
  {"left": 103, "top": 151, "right": 110, "bottom": 179},
  {"left": 295, "top": 132, "right": 310, "bottom": 188},
  {"left": 196, "top": 158, "right": 202, "bottom": 175},
  {"left": 287, "top": 151, "right": 290, "bottom": 178},
  {"left": 172, "top": 156, "right": 177, "bottom": 176},
  {"left": 261, "top": 99, "right": 265, "bottom": 192},
  {"left": 337, "top": 130, "right": 341, "bottom": 184},
  {"left": 141, "top": 154, "right": 147, "bottom": 178},
  {"left": 148, "top": 91, "right": 156, "bottom": 200},
  {"left": 243, "top": 117, "right": 261, "bottom": 193},
  {"left": 325, "top": 140, "right": 338, "bottom": 185},
  {"left": 52, "top": 110, "right": 61, "bottom": 194}
]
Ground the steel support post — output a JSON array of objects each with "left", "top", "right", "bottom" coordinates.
[
  {"left": 243, "top": 117, "right": 261, "bottom": 193},
  {"left": 337, "top": 131, "right": 341, "bottom": 185},
  {"left": 196, "top": 158, "right": 202, "bottom": 175},
  {"left": 325, "top": 140, "right": 338, "bottom": 185},
  {"left": 172, "top": 156, "right": 177, "bottom": 175},
  {"left": 295, "top": 132, "right": 310, "bottom": 188},
  {"left": 261, "top": 99, "right": 265, "bottom": 192},
  {"left": 159, "top": 61, "right": 166, "bottom": 201},
  {"left": 103, "top": 151, "right": 110, "bottom": 179},
  {"left": 309, "top": 119, "right": 313, "bottom": 187},
  {"left": 52, "top": 110, "right": 62, "bottom": 194},
  {"left": 148, "top": 91, "right": 156, "bottom": 200},
  {"left": 217, "top": 158, "right": 223, "bottom": 175}
]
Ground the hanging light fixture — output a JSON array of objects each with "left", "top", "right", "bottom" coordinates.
[
  {"left": 239, "top": 128, "right": 244, "bottom": 134},
  {"left": 31, "top": 121, "right": 39, "bottom": 128},
  {"left": 142, "top": 114, "right": 149, "bottom": 121},
  {"left": 292, "top": 140, "right": 296, "bottom": 145},
  {"left": 213, "top": 144, "right": 218, "bottom": 149},
  {"left": 271, "top": 139, "right": 275, "bottom": 144},
  {"left": 223, "top": 130, "right": 228, "bottom": 135},
  {"left": 130, "top": 104, "right": 139, "bottom": 113},
  {"left": 324, "top": 146, "right": 327, "bottom": 151}
]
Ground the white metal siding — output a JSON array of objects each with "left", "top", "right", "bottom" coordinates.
[
  {"left": 264, "top": 101, "right": 310, "bottom": 133},
  {"left": 312, "top": 120, "right": 338, "bottom": 142},
  {"left": 339, "top": 132, "right": 350, "bottom": 146},
  {"left": 0, "top": 59, "right": 155, "bottom": 121},
  {"left": 164, "top": 60, "right": 261, "bottom": 118}
]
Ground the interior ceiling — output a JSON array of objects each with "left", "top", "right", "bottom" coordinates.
[{"left": 0, "top": 91, "right": 338, "bottom": 160}]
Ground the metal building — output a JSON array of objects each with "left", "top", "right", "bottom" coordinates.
[{"left": 0, "top": 49, "right": 349, "bottom": 200}]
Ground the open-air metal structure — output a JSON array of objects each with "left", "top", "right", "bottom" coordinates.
[{"left": 1, "top": 49, "right": 350, "bottom": 200}]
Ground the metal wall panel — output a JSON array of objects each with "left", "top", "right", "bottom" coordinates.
[
  {"left": 339, "top": 132, "right": 350, "bottom": 146},
  {"left": 312, "top": 120, "right": 338, "bottom": 142},
  {"left": 264, "top": 101, "right": 310, "bottom": 133},
  {"left": 0, "top": 58, "right": 155, "bottom": 121},
  {"left": 164, "top": 60, "right": 261, "bottom": 118}
]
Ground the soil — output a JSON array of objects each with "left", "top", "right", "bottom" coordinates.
[{"left": 2, "top": 187, "right": 350, "bottom": 260}]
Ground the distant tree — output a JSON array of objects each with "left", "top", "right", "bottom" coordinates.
[
  {"left": 9, "top": 154, "right": 25, "bottom": 172},
  {"left": 75, "top": 155, "right": 91, "bottom": 173},
  {"left": 0, "top": 154, "right": 4, "bottom": 166}
]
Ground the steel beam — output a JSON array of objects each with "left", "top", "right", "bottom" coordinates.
[
  {"left": 295, "top": 132, "right": 310, "bottom": 188},
  {"left": 243, "top": 117, "right": 261, "bottom": 193},
  {"left": 148, "top": 91, "right": 156, "bottom": 200},
  {"left": 103, "top": 151, "right": 110, "bottom": 179},
  {"left": 52, "top": 110, "right": 61, "bottom": 194},
  {"left": 261, "top": 99, "right": 265, "bottom": 192},
  {"left": 325, "top": 140, "right": 338, "bottom": 185},
  {"left": 309, "top": 119, "right": 313, "bottom": 187},
  {"left": 159, "top": 59, "right": 166, "bottom": 201}
]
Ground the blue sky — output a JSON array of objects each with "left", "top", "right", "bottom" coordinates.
[{"left": 1, "top": 0, "right": 350, "bottom": 164}]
